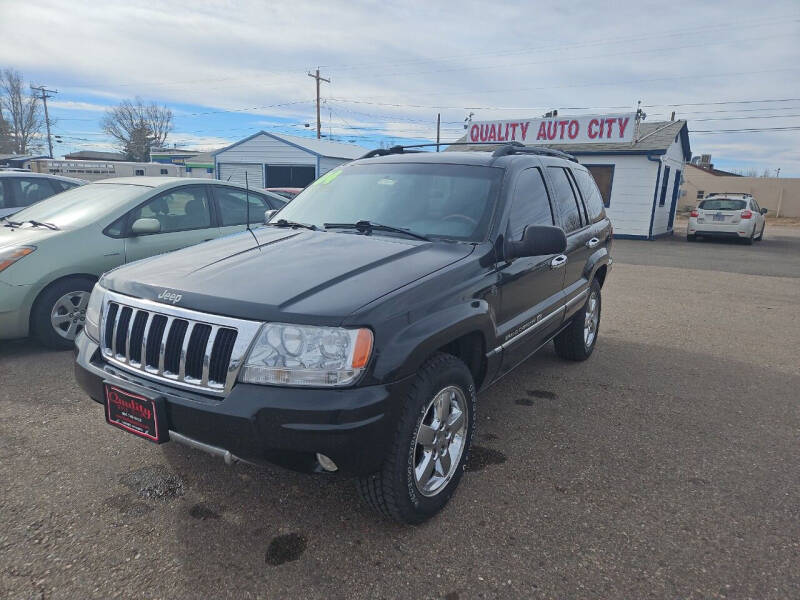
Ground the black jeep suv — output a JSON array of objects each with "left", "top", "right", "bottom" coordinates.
[{"left": 74, "top": 143, "right": 612, "bottom": 523}]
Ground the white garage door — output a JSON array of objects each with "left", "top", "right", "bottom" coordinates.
[{"left": 218, "top": 163, "right": 263, "bottom": 188}]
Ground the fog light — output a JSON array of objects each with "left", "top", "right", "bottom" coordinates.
[{"left": 316, "top": 453, "right": 338, "bottom": 472}]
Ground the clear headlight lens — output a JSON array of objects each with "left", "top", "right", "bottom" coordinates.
[
  {"left": 0, "top": 245, "right": 36, "bottom": 273},
  {"left": 239, "top": 323, "right": 373, "bottom": 387},
  {"left": 84, "top": 283, "right": 105, "bottom": 342}
]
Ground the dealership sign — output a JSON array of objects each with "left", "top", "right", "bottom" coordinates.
[{"left": 467, "top": 113, "right": 636, "bottom": 145}]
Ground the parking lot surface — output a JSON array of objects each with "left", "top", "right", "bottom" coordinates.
[{"left": 2, "top": 227, "right": 799, "bottom": 599}]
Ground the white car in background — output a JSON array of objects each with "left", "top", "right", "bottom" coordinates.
[{"left": 687, "top": 193, "right": 767, "bottom": 244}]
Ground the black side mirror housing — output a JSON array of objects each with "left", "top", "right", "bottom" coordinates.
[
  {"left": 760, "top": 207, "right": 768, "bottom": 215},
  {"left": 506, "top": 225, "right": 567, "bottom": 261}
]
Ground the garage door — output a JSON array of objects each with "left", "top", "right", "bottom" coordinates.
[{"left": 218, "top": 163, "right": 263, "bottom": 188}]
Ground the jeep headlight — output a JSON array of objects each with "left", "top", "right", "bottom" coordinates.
[
  {"left": 84, "top": 283, "right": 105, "bottom": 342},
  {"left": 239, "top": 324, "right": 373, "bottom": 387}
]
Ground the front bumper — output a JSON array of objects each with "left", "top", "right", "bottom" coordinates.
[
  {"left": 74, "top": 332, "right": 410, "bottom": 475},
  {"left": 0, "top": 279, "right": 34, "bottom": 339}
]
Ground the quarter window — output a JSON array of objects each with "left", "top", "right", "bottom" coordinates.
[
  {"left": 547, "top": 167, "right": 583, "bottom": 233},
  {"left": 572, "top": 168, "right": 607, "bottom": 222},
  {"left": 214, "top": 186, "right": 269, "bottom": 226},
  {"left": 583, "top": 165, "right": 614, "bottom": 208},
  {"left": 128, "top": 186, "right": 211, "bottom": 233},
  {"left": 507, "top": 168, "right": 553, "bottom": 239}
]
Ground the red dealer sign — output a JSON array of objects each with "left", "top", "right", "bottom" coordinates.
[{"left": 467, "top": 113, "right": 636, "bottom": 145}]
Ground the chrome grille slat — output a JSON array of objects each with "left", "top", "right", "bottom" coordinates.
[
  {"left": 99, "top": 291, "right": 262, "bottom": 397},
  {"left": 201, "top": 326, "right": 220, "bottom": 387}
]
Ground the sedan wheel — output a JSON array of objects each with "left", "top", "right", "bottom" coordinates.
[{"left": 50, "top": 290, "right": 90, "bottom": 340}]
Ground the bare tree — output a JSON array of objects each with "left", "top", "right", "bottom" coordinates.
[
  {"left": 0, "top": 68, "right": 45, "bottom": 154},
  {"left": 101, "top": 97, "right": 173, "bottom": 161}
]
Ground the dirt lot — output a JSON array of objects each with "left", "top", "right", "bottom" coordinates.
[{"left": 1, "top": 227, "right": 799, "bottom": 599}]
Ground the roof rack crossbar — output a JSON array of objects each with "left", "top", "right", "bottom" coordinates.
[{"left": 359, "top": 141, "right": 577, "bottom": 162}]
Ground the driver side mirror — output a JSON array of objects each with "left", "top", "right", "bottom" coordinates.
[
  {"left": 760, "top": 207, "right": 768, "bottom": 215},
  {"left": 264, "top": 209, "right": 278, "bottom": 223},
  {"left": 506, "top": 225, "right": 567, "bottom": 261},
  {"left": 131, "top": 217, "right": 161, "bottom": 235}
]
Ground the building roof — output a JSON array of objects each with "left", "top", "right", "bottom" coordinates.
[
  {"left": 184, "top": 152, "right": 215, "bottom": 168},
  {"left": 213, "top": 131, "right": 366, "bottom": 159},
  {"left": 64, "top": 150, "right": 126, "bottom": 161},
  {"left": 150, "top": 148, "right": 202, "bottom": 157},
  {"left": 449, "top": 119, "right": 691, "bottom": 159},
  {"left": 686, "top": 163, "right": 741, "bottom": 177}
]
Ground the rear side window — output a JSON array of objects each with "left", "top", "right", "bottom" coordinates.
[
  {"left": 699, "top": 198, "right": 746, "bottom": 211},
  {"left": 213, "top": 186, "right": 268, "bottom": 226},
  {"left": 547, "top": 167, "right": 583, "bottom": 233},
  {"left": 573, "top": 169, "right": 607, "bottom": 222},
  {"left": 507, "top": 167, "right": 553, "bottom": 239}
]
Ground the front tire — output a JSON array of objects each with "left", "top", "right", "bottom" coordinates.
[
  {"left": 554, "top": 279, "right": 601, "bottom": 361},
  {"left": 31, "top": 276, "right": 94, "bottom": 349},
  {"left": 356, "top": 353, "right": 476, "bottom": 524}
]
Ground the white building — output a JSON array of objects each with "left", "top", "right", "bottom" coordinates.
[
  {"left": 212, "top": 131, "right": 366, "bottom": 188},
  {"left": 456, "top": 117, "right": 691, "bottom": 239},
  {"left": 29, "top": 159, "right": 184, "bottom": 181},
  {"left": 546, "top": 120, "right": 691, "bottom": 239}
]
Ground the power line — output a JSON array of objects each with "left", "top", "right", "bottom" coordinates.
[{"left": 692, "top": 126, "right": 800, "bottom": 133}]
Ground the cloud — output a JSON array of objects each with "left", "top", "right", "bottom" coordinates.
[
  {"left": 3, "top": 0, "right": 800, "bottom": 172},
  {"left": 47, "top": 100, "right": 109, "bottom": 112}
]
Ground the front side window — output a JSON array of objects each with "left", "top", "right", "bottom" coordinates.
[
  {"left": 8, "top": 177, "right": 56, "bottom": 207},
  {"left": 274, "top": 162, "right": 504, "bottom": 241},
  {"left": 214, "top": 186, "right": 268, "bottom": 226},
  {"left": 507, "top": 167, "right": 553, "bottom": 239},
  {"left": 129, "top": 186, "right": 211, "bottom": 233},
  {"left": 547, "top": 167, "right": 583, "bottom": 233}
]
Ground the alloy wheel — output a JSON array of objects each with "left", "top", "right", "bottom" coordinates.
[
  {"left": 50, "top": 290, "right": 90, "bottom": 340},
  {"left": 412, "top": 385, "right": 468, "bottom": 497},
  {"left": 584, "top": 291, "right": 599, "bottom": 349}
]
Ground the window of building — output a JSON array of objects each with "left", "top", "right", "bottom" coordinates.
[
  {"left": 696, "top": 190, "right": 704, "bottom": 199},
  {"left": 547, "top": 166, "right": 583, "bottom": 233},
  {"left": 135, "top": 169, "right": 144, "bottom": 176},
  {"left": 160, "top": 168, "right": 168, "bottom": 175},
  {"left": 659, "top": 166, "right": 671, "bottom": 207},
  {"left": 206, "top": 168, "right": 213, "bottom": 174},
  {"left": 583, "top": 165, "right": 614, "bottom": 208},
  {"left": 507, "top": 168, "right": 553, "bottom": 239}
]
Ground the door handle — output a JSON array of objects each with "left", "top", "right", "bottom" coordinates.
[
  {"left": 550, "top": 254, "right": 568, "bottom": 269},
  {"left": 586, "top": 237, "right": 600, "bottom": 249}
]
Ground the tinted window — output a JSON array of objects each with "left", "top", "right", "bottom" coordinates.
[
  {"left": 54, "top": 180, "right": 79, "bottom": 192},
  {"left": 275, "top": 163, "right": 504, "bottom": 241},
  {"left": 573, "top": 168, "right": 607, "bottom": 222},
  {"left": 129, "top": 186, "right": 211, "bottom": 233},
  {"left": 698, "top": 198, "right": 746, "bottom": 211},
  {"left": 7, "top": 177, "right": 56, "bottom": 207},
  {"left": 583, "top": 166, "right": 613, "bottom": 208},
  {"left": 659, "top": 166, "right": 671, "bottom": 207},
  {"left": 507, "top": 168, "right": 553, "bottom": 239},
  {"left": 214, "top": 186, "right": 268, "bottom": 226},
  {"left": 547, "top": 167, "right": 583, "bottom": 233}
]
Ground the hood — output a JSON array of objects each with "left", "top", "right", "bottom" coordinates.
[
  {"left": 0, "top": 223, "right": 63, "bottom": 249},
  {"left": 101, "top": 227, "right": 475, "bottom": 323}
]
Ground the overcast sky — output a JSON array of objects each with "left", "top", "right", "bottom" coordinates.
[{"left": 2, "top": 0, "right": 799, "bottom": 174}]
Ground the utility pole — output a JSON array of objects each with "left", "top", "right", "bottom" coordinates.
[
  {"left": 31, "top": 85, "right": 58, "bottom": 158},
  {"left": 307, "top": 69, "right": 330, "bottom": 140},
  {"left": 436, "top": 113, "right": 440, "bottom": 151}
]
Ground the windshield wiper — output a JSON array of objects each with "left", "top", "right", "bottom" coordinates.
[
  {"left": 270, "top": 218, "right": 317, "bottom": 231},
  {"left": 324, "top": 220, "right": 430, "bottom": 242},
  {"left": 2, "top": 219, "right": 23, "bottom": 227},
  {"left": 24, "top": 220, "right": 59, "bottom": 230}
]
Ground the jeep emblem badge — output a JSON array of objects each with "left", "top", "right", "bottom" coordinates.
[{"left": 157, "top": 289, "right": 182, "bottom": 304}]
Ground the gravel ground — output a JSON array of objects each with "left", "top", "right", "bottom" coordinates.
[{"left": 1, "top": 228, "right": 798, "bottom": 599}]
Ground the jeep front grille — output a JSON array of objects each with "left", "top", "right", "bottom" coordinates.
[{"left": 100, "top": 290, "right": 263, "bottom": 396}]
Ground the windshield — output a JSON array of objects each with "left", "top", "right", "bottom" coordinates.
[
  {"left": 274, "top": 162, "right": 504, "bottom": 241},
  {"left": 699, "top": 198, "right": 747, "bottom": 211},
  {"left": 6, "top": 183, "right": 146, "bottom": 228}
]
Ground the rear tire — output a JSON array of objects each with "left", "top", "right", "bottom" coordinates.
[
  {"left": 687, "top": 234, "right": 696, "bottom": 242},
  {"left": 356, "top": 352, "right": 476, "bottom": 524},
  {"left": 743, "top": 233, "right": 754, "bottom": 245},
  {"left": 554, "top": 279, "right": 601, "bottom": 362},
  {"left": 755, "top": 225, "right": 765, "bottom": 241},
  {"left": 31, "top": 276, "right": 94, "bottom": 350}
]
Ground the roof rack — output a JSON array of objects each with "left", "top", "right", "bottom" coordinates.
[{"left": 359, "top": 141, "right": 577, "bottom": 162}]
